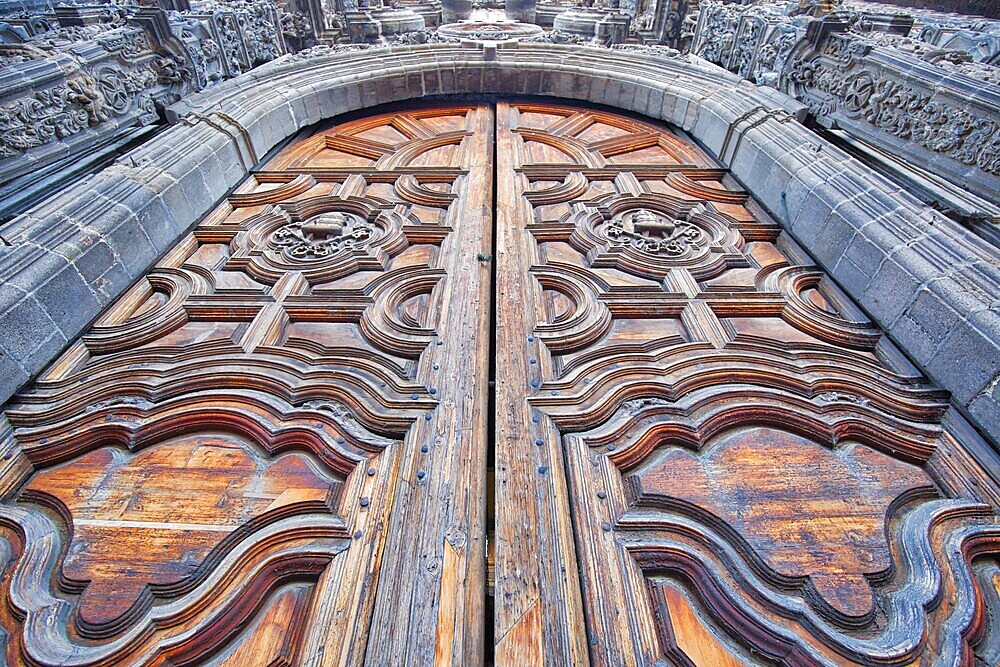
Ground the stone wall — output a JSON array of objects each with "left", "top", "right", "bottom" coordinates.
[
  {"left": 690, "top": 1, "right": 1000, "bottom": 243},
  {"left": 0, "top": 42, "right": 996, "bottom": 466},
  {"left": 0, "top": 0, "right": 287, "bottom": 202}
]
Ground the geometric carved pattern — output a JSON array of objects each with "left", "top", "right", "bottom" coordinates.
[
  {"left": 605, "top": 209, "right": 704, "bottom": 256},
  {"left": 23, "top": 435, "right": 342, "bottom": 637},
  {"left": 493, "top": 101, "right": 1000, "bottom": 665},
  {"left": 0, "top": 100, "right": 997, "bottom": 666},
  {"left": 271, "top": 211, "right": 376, "bottom": 261},
  {"left": 569, "top": 197, "right": 747, "bottom": 280},
  {"left": 0, "top": 104, "right": 493, "bottom": 665}
]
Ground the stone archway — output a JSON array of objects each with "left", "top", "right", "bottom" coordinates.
[{"left": 5, "top": 43, "right": 996, "bottom": 448}]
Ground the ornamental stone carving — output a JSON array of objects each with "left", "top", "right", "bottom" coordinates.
[
  {"left": 437, "top": 20, "right": 544, "bottom": 41},
  {"left": 691, "top": 0, "right": 1000, "bottom": 220},
  {"left": 0, "top": 1, "right": 287, "bottom": 193}
]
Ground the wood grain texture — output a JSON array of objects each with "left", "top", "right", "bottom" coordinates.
[
  {"left": 364, "top": 105, "right": 492, "bottom": 667},
  {"left": 494, "top": 100, "right": 1000, "bottom": 667},
  {"left": 0, "top": 100, "right": 997, "bottom": 667},
  {"left": 493, "top": 103, "right": 590, "bottom": 665},
  {"left": 0, "top": 105, "right": 490, "bottom": 666}
]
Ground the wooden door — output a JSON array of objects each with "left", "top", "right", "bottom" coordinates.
[
  {"left": 0, "top": 104, "right": 493, "bottom": 665},
  {"left": 0, "top": 100, "right": 998, "bottom": 667},
  {"left": 492, "top": 101, "right": 1000, "bottom": 666}
]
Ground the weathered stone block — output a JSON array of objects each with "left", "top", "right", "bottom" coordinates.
[
  {"left": 863, "top": 258, "right": 921, "bottom": 327},
  {"left": 35, "top": 264, "right": 102, "bottom": 340},
  {"left": 73, "top": 239, "right": 121, "bottom": 288},
  {"left": 888, "top": 315, "right": 937, "bottom": 366},
  {"left": 0, "top": 296, "right": 60, "bottom": 362},
  {"left": 926, "top": 320, "right": 1000, "bottom": 406},
  {"left": 969, "top": 387, "right": 1000, "bottom": 445},
  {"left": 812, "top": 213, "right": 857, "bottom": 269},
  {"left": 905, "top": 288, "right": 961, "bottom": 345},
  {"left": 0, "top": 351, "right": 29, "bottom": 404},
  {"left": 103, "top": 217, "right": 158, "bottom": 277}
]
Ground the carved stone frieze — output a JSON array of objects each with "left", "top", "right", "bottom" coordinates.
[
  {"left": 437, "top": 20, "right": 543, "bottom": 41},
  {"left": 610, "top": 42, "right": 687, "bottom": 59},
  {"left": 690, "top": 0, "right": 1000, "bottom": 215},
  {"left": 785, "top": 32, "right": 1000, "bottom": 185},
  {"left": 0, "top": 1, "right": 286, "bottom": 190}
]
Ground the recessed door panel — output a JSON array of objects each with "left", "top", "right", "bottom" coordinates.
[{"left": 492, "top": 100, "right": 1000, "bottom": 666}]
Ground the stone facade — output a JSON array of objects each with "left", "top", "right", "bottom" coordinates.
[
  {"left": 0, "top": 0, "right": 285, "bottom": 210},
  {"left": 690, "top": 1, "right": 1000, "bottom": 243}
]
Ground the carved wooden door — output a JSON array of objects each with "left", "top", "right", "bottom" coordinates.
[
  {"left": 0, "top": 100, "right": 998, "bottom": 667},
  {"left": 491, "top": 101, "right": 1000, "bottom": 666},
  {"left": 0, "top": 104, "right": 494, "bottom": 666}
]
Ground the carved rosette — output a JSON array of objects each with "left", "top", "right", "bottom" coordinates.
[
  {"left": 269, "top": 211, "right": 378, "bottom": 261},
  {"left": 569, "top": 197, "right": 747, "bottom": 281},
  {"left": 225, "top": 195, "right": 411, "bottom": 283}
]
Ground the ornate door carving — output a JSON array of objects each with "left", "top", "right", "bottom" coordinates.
[
  {"left": 0, "top": 105, "right": 493, "bottom": 665},
  {"left": 493, "top": 101, "right": 1000, "bottom": 665},
  {"left": 0, "top": 100, "right": 997, "bottom": 667}
]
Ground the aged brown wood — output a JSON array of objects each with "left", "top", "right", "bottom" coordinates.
[
  {"left": 0, "top": 100, "right": 999, "bottom": 667},
  {"left": 0, "top": 104, "right": 492, "bottom": 666},
  {"left": 492, "top": 100, "right": 1000, "bottom": 666}
]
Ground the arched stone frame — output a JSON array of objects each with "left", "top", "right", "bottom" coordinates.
[
  {"left": 1, "top": 43, "right": 996, "bottom": 499},
  {"left": 0, "top": 41, "right": 997, "bottom": 662},
  {"left": 4, "top": 42, "right": 995, "bottom": 482},
  {"left": 22, "top": 43, "right": 998, "bottom": 443}
]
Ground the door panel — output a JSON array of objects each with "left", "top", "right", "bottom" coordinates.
[
  {"left": 0, "top": 105, "right": 492, "bottom": 666},
  {"left": 493, "top": 101, "right": 1000, "bottom": 666},
  {"left": 0, "top": 100, "right": 997, "bottom": 667}
]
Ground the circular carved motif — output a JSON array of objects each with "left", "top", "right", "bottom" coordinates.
[
  {"left": 227, "top": 197, "right": 411, "bottom": 284},
  {"left": 843, "top": 72, "right": 874, "bottom": 115},
  {"left": 565, "top": 198, "right": 747, "bottom": 281},
  {"left": 269, "top": 211, "right": 378, "bottom": 262},
  {"left": 603, "top": 209, "right": 705, "bottom": 257},
  {"left": 97, "top": 70, "right": 130, "bottom": 114}
]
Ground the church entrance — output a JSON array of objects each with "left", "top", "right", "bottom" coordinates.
[{"left": 0, "top": 100, "right": 997, "bottom": 666}]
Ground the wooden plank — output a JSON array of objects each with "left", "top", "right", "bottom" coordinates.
[
  {"left": 0, "top": 104, "right": 491, "bottom": 667},
  {"left": 365, "top": 104, "right": 493, "bottom": 666},
  {"left": 493, "top": 101, "right": 590, "bottom": 665},
  {"left": 494, "top": 99, "right": 1000, "bottom": 667}
]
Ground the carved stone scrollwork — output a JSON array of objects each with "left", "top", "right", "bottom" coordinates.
[
  {"left": 270, "top": 211, "right": 378, "bottom": 261},
  {"left": 689, "top": 1, "right": 1000, "bottom": 206},
  {"left": 0, "top": 1, "right": 288, "bottom": 190}
]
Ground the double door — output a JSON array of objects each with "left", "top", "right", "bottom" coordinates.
[{"left": 0, "top": 101, "right": 997, "bottom": 666}]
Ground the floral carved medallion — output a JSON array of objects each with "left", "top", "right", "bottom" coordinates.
[
  {"left": 564, "top": 198, "right": 747, "bottom": 281},
  {"left": 603, "top": 208, "right": 705, "bottom": 257},
  {"left": 270, "top": 211, "right": 377, "bottom": 261}
]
